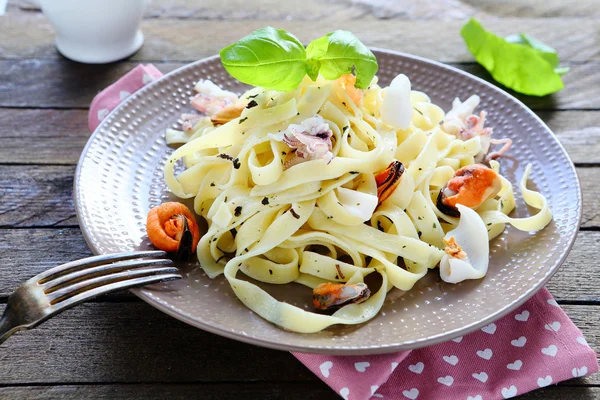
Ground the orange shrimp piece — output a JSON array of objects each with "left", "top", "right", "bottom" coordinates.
[
  {"left": 443, "top": 165, "right": 502, "bottom": 208},
  {"left": 339, "top": 74, "right": 363, "bottom": 106},
  {"left": 146, "top": 202, "right": 200, "bottom": 254}
]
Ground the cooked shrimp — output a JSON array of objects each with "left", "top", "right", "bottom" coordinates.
[{"left": 146, "top": 202, "right": 200, "bottom": 258}]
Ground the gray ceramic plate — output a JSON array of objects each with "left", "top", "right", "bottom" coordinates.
[{"left": 74, "top": 50, "right": 581, "bottom": 355}]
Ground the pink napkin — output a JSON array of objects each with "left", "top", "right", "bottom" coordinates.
[{"left": 89, "top": 65, "right": 598, "bottom": 400}]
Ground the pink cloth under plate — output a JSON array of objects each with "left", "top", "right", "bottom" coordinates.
[{"left": 88, "top": 64, "right": 599, "bottom": 400}]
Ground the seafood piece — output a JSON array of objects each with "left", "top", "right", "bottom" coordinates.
[
  {"left": 441, "top": 95, "right": 512, "bottom": 163},
  {"left": 270, "top": 115, "right": 334, "bottom": 169},
  {"left": 437, "top": 164, "right": 502, "bottom": 217},
  {"left": 381, "top": 74, "right": 413, "bottom": 130},
  {"left": 338, "top": 74, "right": 363, "bottom": 106},
  {"left": 146, "top": 202, "right": 200, "bottom": 260},
  {"left": 190, "top": 79, "right": 238, "bottom": 116},
  {"left": 210, "top": 103, "right": 245, "bottom": 125},
  {"left": 440, "top": 204, "right": 489, "bottom": 283},
  {"left": 181, "top": 113, "right": 207, "bottom": 132},
  {"left": 375, "top": 160, "right": 405, "bottom": 206},
  {"left": 312, "top": 282, "right": 371, "bottom": 310}
]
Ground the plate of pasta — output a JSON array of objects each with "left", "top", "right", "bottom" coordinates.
[{"left": 74, "top": 31, "right": 581, "bottom": 354}]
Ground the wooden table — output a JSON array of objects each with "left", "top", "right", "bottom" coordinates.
[{"left": 1, "top": 1, "right": 599, "bottom": 398}]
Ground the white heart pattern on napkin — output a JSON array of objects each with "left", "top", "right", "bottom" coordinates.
[
  {"left": 507, "top": 360, "right": 523, "bottom": 371},
  {"left": 340, "top": 387, "right": 350, "bottom": 400},
  {"left": 472, "top": 372, "right": 488, "bottom": 383},
  {"left": 467, "top": 396, "right": 483, "bottom": 400},
  {"left": 572, "top": 366, "right": 588, "bottom": 377},
  {"left": 408, "top": 362, "right": 424, "bottom": 374},
  {"left": 452, "top": 336, "right": 463, "bottom": 343},
  {"left": 511, "top": 336, "right": 527, "bottom": 347},
  {"left": 481, "top": 323, "right": 497, "bottom": 334},
  {"left": 97, "top": 108, "right": 110, "bottom": 121},
  {"left": 541, "top": 344, "right": 558, "bottom": 357},
  {"left": 501, "top": 385, "right": 518, "bottom": 399},
  {"left": 544, "top": 321, "right": 561, "bottom": 332},
  {"left": 119, "top": 90, "right": 131, "bottom": 101},
  {"left": 476, "top": 348, "right": 493, "bottom": 360},
  {"left": 319, "top": 361, "right": 333, "bottom": 378},
  {"left": 437, "top": 376, "right": 454, "bottom": 386},
  {"left": 537, "top": 375, "right": 552, "bottom": 387},
  {"left": 547, "top": 298, "right": 560, "bottom": 307},
  {"left": 514, "top": 310, "right": 530, "bottom": 322},
  {"left": 576, "top": 336, "right": 588, "bottom": 346},
  {"left": 142, "top": 73, "right": 155, "bottom": 85},
  {"left": 443, "top": 355, "right": 458, "bottom": 366},
  {"left": 402, "top": 388, "right": 419, "bottom": 399},
  {"left": 354, "top": 362, "right": 370, "bottom": 372},
  {"left": 391, "top": 362, "right": 399, "bottom": 372}
]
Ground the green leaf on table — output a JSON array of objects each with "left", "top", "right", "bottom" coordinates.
[
  {"left": 306, "top": 30, "right": 378, "bottom": 89},
  {"left": 219, "top": 27, "right": 307, "bottom": 91},
  {"left": 461, "top": 18, "right": 566, "bottom": 96}
]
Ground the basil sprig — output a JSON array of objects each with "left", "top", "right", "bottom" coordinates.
[{"left": 219, "top": 27, "right": 378, "bottom": 91}]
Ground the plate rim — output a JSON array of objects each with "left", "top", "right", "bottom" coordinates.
[{"left": 74, "top": 48, "right": 582, "bottom": 355}]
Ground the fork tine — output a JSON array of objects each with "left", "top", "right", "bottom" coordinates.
[
  {"left": 50, "top": 273, "right": 182, "bottom": 317},
  {"left": 36, "top": 250, "right": 167, "bottom": 284},
  {"left": 43, "top": 258, "right": 174, "bottom": 293},
  {"left": 46, "top": 266, "right": 181, "bottom": 304}
]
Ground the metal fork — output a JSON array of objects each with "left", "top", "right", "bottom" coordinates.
[{"left": 0, "top": 250, "right": 181, "bottom": 344}]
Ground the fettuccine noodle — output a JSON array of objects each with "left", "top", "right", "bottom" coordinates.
[{"left": 162, "top": 74, "right": 552, "bottom": 333}]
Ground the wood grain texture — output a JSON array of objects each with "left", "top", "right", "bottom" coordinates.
[
  {"left": 1, "top": 384, "right": 598, "bottom": 400},
  {"left": 0, "top": 302, "right": 597, "bottom": 385},
  {"left": 4, "top": 165, "right": 596, "bottom": 229},
  {"left": 0, "top": 383, "right": 337, "bottom": 400},
  {"left": 1, "top": 14, "right": 598, "bottom": 63},
  {"left": 0, "top": 59, "right": 598, "bottom": 110},
  {"left": 0, "top": 228, "right": 599, "bottom": 301},
  {"left": 2, "top": 109, "right": 599, "bottom": 165}
]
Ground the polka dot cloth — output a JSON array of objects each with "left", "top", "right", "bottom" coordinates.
[{"left": 89, "top": 66, "right": 598, "bottom": 400}]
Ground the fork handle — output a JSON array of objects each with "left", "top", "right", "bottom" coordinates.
[{"left": 0, "top": 307, "right": 21, "bottom": 345}]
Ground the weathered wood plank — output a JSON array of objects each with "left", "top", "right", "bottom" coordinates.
[
  {"left": 1, "top": 15, "right": 598, "bottom": 62},
  {"left": 0, "top": 228, "right": 599, "bottom": 301},
  {"left": 2, "top": 109, "right": 599, "bottom": 165},
  {"left": 1, "top": 384, "right": 598, "bottom": 400},
  {"left": 0, "top": 302, "right": 597, "bottom": 385},
  {"left": 0, "top": 59, "right": 598, "bottom": 110},
  {"left": 5, "top": 165, "right": 597, "bottom": 230},
  {"left": 0, "top": 60, "right": 183, "bottom": 109},
  {"left": 0, "top": 383, "right": 338, "bottom": 400},
  {"left": 465, "top": 0, "right": 600, "bottom": 18}
]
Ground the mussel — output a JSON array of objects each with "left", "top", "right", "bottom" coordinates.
[
  {"left": 312, "top": 282, "right": 371, "bottom": 311},
  {"left": 437, "top": 164, "right": 502, "bottom": 217},
  {"left": 375, "top": 161, "right": 405, "bottom": 206}
]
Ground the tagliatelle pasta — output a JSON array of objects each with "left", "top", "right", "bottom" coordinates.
[{"left": 161, "top": 73, "right": 552, "bottom": 333}]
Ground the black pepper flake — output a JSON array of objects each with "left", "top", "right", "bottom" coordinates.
[
  {"left": 224, "top": 197, "right": 228, "bottom": 202},
  {"left": 418, "top": 216, "right": 422, "bottom": 220},
  {"left": 290, "top": 208, "right": 300, "bottom": 219},
  {"left": 418, "top": 167, "right": 422, "bottom": 171},
  {"left": 433, "top": 223, "right": 437, "bottom": 229},
  {"left": 282, "top": 151, "right": 287, "bottom": 156},
  {"left": 269, "top": 269, "right": 273, "bottom": 275},
  {"left": 327, "top": 215, "right": 333, "bottom": 219},
  {"left": 246, "top": 100, "right": 258, "bottom": 109},
  {"left": 418, "top": 231, "right": 423, "bottom": 238},
  {"left": 343, "top": 126, "right": 349, "bottom": 132},
  {"left": 297, "top": 112, "right": 300, "bottom": 115},
  {"left": 210, "top": 182, "right": 215, "bottom": 187},
  {"left": 377, "top": 220, "right": 384, "bottom": 232},
  {"left": 342, "top": 102, "right": 347, "bottom": 106},
  {"left": 402, "top": 245, "right": 407, "bottom": 249},
  {"left": 349, "top": 171, "right": 359, "bottom": 174},
  {"left": 261, "top": 197, "right": 269, "bottom": 205},
  {"left": 247, "top": 94, "right": 259, "bottom": 99},
  {"left": 232, "top": 158, "right": 241, "bottom": 169},
  {"left": 239, "top": 117, "right": 248, "bottom": 124},
  {"left": 335, "top": 275, "right": 339, "bottom": 280},
  {"left": 234, "top": 206, "right": 242, "bottom": 217},
  {"left": 218, "top": 153, "right": 233, "bottom": 161},
  {"left": 244, "top": 247, "right": 249, "bottom": 253}
]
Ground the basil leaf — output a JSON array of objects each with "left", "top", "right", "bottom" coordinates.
[
  {"left": 461, "top": 18, "right": 564, "bottom": 97},
  {"left": 219, "top": 27, "right": 307, "bottom": 91},
  {"left": 306, "top": 30, "right": 378, "bottom": 89},
  {"left": 505, "top": 33, "right": 569, "bottom": 76}
]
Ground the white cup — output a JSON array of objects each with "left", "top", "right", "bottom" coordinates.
[{"left": 35, "top": 0, "right": 147, "bottom": 64}]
